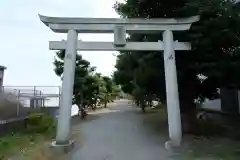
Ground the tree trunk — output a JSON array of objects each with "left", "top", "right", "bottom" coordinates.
[
  {"left": 77, "top": 104, "right": 84, "bottom": 119},
  {"left": 183, "top": 102, "right": 197, "bottom": 134},
  {"left": 141, "top": 104, "right": 145, "bottom": 112},
  {"left": 93, "top": 103, "right": 96, "bottom": 111},
  {"left": 104, "top": 95, "right": 107, "bottom": 108},
  {"left": 77, "top": 109, "right": 81, "bottom": 117},
  {"left": 80, "top": 92, "right": 84, "bottom": 109},
  {"left": 140, "top": 99, "right": 145, "bottom": 112},
  {"left": 136, "top": 100, "right": 140, "bottom": 106},
  {"left": 180, "top": 93, "right": 197, "bottom": 134},
  {"left": 147, "top": 96, "right": 153, "bottom": 107},
  {"left": 93, "top": 97, "right": 97, "bottom": 111},
  {"left": 149, "top": 100, "right": 153, "bottom": 107},
  {"left": 80, "top": 107, "right": 85, "bottom": 120}
]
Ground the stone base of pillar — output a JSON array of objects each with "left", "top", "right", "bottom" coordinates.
[
  {"left": 50, "top": 140, "right": 75, "bottom": 153},
  {"left": 165, "top": 140, "right": 182, "bottom": 157},
  {"left": 165, "top": 140, "right": 181, "bottom": 150}
]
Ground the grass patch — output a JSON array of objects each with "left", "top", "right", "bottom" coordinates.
[
  {"left": 182, "top": 115, "right": 240, "bottom": 159},
  {"left": 141, "top": 106, "right": 240, "bottom": 160},
  {"left": 180, "top": 137, "right": 240, "bottom": 160},
  {"left": 141, "top": 105, "right": 169, "bottom": 137},
  {"left": 21, "top": 113, "right": 101, "bottom": 160},
  {"left": 0, "top": 129, "right": 55, "bottom": 159},
  {"left": 0, "top": 112, "right": 56, "bottom": 160}
]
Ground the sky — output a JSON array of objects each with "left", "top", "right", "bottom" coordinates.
[{"left": 0, "top": 0, "right": 122, "bottom": 86}]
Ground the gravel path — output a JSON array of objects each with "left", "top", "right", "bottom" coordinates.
[{"left": 71, "top": 99, "right": 174, "bottom": 160}]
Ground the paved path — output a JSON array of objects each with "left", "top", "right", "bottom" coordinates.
[{"left": 72, "top": 99, "right": 174, "bottom": 160}]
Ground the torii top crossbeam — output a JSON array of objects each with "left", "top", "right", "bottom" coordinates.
[
  {"left": 39, "top": 14, "right": 200, "bottom": 147},
  {"left": 39, "top": 14, "right": 199, "bottom": 33}
]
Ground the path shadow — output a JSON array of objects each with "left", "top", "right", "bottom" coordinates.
[{"left": 140, "top": 107, "right": 169, "bottom": 136}]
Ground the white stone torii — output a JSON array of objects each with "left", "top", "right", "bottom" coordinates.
[{"left": 39, "top": 14, "right": 199, "bottom": 148}]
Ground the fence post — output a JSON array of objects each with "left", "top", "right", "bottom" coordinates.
[
  {"left": 58, "top": 86, "right": 61, "bottom": 107},
  {"left": 17, "top": 90, "right": 20, "bottom": 117},
  {"left": 34, "top": 86, "right": 36, "bottom": 96}
]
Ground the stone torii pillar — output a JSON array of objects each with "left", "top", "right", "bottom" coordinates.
[{"left": 39, "top": 14, "right": 199, "bottom": 149}]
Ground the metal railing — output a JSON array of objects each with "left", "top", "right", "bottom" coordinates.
[{"left": 0, "top": 86, "right": 61, "bottom": 120}]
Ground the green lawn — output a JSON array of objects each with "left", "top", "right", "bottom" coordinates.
[
  {"left": 0, "top": 129, "right": 55, "bottom": 159},
  {"left": 0, "top": 113, "right": 100, "bottom": 160}
]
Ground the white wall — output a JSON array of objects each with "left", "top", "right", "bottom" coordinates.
[{"left": 201, "top": 99, "right": 222, "bottom": 111}]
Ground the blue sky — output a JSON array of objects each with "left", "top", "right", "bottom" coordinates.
[{"left": 0, "top": 0, "right": 121, "bottom": 86}]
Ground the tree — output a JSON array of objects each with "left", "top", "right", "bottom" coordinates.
[
  {"left": 95, "top": 75, "right": 119, "bottom": 108},
  {"left": 54, "top": 50, "right": 96, "bottom": 110},
  {"left": 113, "top": 0, "right": 240, "bottom": 133},
  {"left": 54, "top": 50, "right": 121, "bottom": 112},
  {"left": 111, "top": 84, "right": 122, "bottom": 100}
]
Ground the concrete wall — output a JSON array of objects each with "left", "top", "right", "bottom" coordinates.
[{"left": 201, "top": 88, "right": 240, "bottom": 114}]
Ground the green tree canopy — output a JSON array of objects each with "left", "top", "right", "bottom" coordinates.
[
  {"left": 113, "top": 0, "right": 240, "bottom": 132},
  {"left": 54, "top": 50, "right": 121, "bottom": 110}
]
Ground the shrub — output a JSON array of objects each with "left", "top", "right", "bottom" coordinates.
[{"left": 25, "top": 113, "right": 55, "bottom": 134}]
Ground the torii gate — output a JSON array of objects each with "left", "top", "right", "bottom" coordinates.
[{"left": 39, "top": 15, "right": 199, "bottom": 149}]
